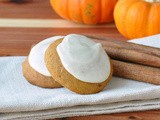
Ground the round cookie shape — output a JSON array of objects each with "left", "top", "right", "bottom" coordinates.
[
  {"left": 57, "top": 34, "right": 111, "bottom": 83},
  {"left": 45, "top": 38, "right": 113, "bottom": 94},
  {"left": 22, "top": 58, "right": 62, "bottom": 88},
  {"left": 28, "top": 36, "right": 64, "bottom": 76}
]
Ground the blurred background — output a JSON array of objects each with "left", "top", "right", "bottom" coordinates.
[{"left": 0, "top": 0, "right": 125, "bottom": 56}]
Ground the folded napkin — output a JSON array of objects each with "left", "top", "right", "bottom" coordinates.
[{"left": 0, "top": 34, "right": 160, "bottom": 120}]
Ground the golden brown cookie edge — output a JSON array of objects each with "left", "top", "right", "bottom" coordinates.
[
  {"left": 22, "top": 57, "right": 62, "bottom": 88},
  {"left": 45, "top": 38, "right": 113, "bottom": 94}
]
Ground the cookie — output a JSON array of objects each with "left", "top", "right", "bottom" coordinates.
[
  {"left": 22, "top": 57, "right": 62, "bottom": 88},
  {"left": 45, "top": 38, "right": 113, "bottom": 94}
]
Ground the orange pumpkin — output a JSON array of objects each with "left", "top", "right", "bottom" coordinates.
[
  {"left": 114, "top": 0, "right": 160, "bottom": 39},
  {"left": 50, "top": 0, "right": 118, "bottom": 24}
]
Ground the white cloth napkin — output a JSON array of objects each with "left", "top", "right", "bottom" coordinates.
[{"left": 0, "top": 34, "right": 160, "bottom": 120}]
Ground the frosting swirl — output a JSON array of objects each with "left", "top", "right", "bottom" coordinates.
[{"left": 57, "top": 34, "right": 111, "bottom": 83}]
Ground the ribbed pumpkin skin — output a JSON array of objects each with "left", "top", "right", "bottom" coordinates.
[
  {"left": 114, "top": 0, "right": 160, "bottom": 39},
  {"left": 50, "top": 0, "right": 118, "bottom": 24}
]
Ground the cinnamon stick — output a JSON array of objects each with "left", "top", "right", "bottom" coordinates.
[
  {"left": 86, "top": 35, "right": 160, "bottom": 57},
  {"left": 84, "top": 35, "right": 160, "bottom": 84},
  {"left": 112, "top": 59, "right": 160, "bottom": 85},
  {"left": 104, "top": 46, "right": 160, "bottom": 68}
]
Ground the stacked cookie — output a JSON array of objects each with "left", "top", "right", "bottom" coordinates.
[{"left": 22, "top": 34, "right": 113, "bottom": 94}]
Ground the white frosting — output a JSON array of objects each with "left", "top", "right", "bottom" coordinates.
[
  {"left": 28, "top": 36, "right": 64, "bottom": 76},
  {"left": 57, "top": 34, "right": 111, "bottom": 83}
]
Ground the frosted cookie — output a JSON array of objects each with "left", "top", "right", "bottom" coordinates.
[
  {"left": 22, "top": 36, "right": 64, "bottom": 88},
  {"left": 45, "top": 34, "right": 113, "bottom": 94}
]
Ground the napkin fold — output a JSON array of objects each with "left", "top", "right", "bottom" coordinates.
[{"left": 0, "top": 34, "right": 160, "bottom": 120}]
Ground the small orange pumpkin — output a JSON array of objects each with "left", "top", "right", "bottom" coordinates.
[
  {"left": 114, "top": 0, "right": 160, "bottom": 39},
  {"left": 50, "top": 0, "right": 118, "bottom": 24}
]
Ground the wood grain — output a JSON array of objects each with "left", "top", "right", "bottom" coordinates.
[
  {"left": 64, "top": 110, "right": 160, "bottom": 120},
  {"left": 0, "top": 0, "right": 159, "bottom": 120},
  {"left": 0, "top": 0, "right": 60, "bottom": 19},
  {"left": 0, "top": 27, "right": 125, "bottom": 56}
]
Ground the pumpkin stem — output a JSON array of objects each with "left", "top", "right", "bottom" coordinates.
[{"left": 145, "top": 0, "right": 160, "bottom": 2}]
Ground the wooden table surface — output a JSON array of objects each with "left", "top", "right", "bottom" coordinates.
[{"left": 0, "top": 0, "right": 159, "bottom": 120}]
